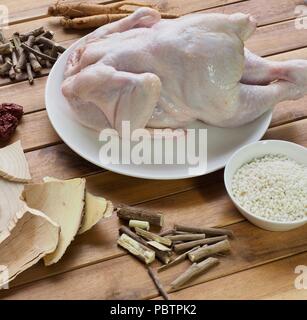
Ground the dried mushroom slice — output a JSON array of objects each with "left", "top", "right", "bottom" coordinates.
[
  {"left": 78, "top": 193, "right": 113, "bottom": 235},
  {"left": 0, "top": 141, "right": 31, "bottom": 182},
  {"left": 0, "top": 178, "right": 25, "bottom": 236},
  {"left": 0, "top": 204, "right": 60, "bottom": 287},
  {"left": 23, "top": 178, "right": 86, "bottom": 266}
]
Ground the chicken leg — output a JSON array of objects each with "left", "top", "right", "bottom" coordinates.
[
  {"left": 242, "top": 48, "right": 307, "bottom": 87},
  {"left": 217, "top": 81, "right": 304, "bottom": 127}
]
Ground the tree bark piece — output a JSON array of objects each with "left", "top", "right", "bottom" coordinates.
[
  {"left": 119, "top": 226, "right": 171, "bottom": 264},
  {"left": 166, "top": 233, "right": 206, "bottom": 242},
  {"left": 147, "top": 266, "right": 169, "bottom": 300},
  {"left": 135, "top": 227, "right": 172, "bottom": 246},
  {"left": 175, "top": 224, "right": 234, "bottom": 238},
  {"left": 117, "top": 233, "right": 155, "bottom": 264},
  {"left": 117, "top": 205, "right": 164, "bottom": 227},
  {"left": 171, "top": 257, "right": 219, "bottom": 290},
  {"left": 174, "top": 235, "right": 228, "bottom": 252},
  {"left": 158, "top": 246, "right": 201, "bottom": 273},
  {"left": 188, "top": 240, "right": 231, "bottom": 262},
  {"left": 129, "top": 219, "right": 150, "bottom": 230}
]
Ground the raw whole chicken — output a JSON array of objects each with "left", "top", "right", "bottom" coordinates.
[{"left": 62, "top": 8, "right": 307, "bottom": 133}]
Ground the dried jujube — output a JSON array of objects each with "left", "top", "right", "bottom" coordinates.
[{"left": 0, "top": 103, "right": 24, "bottom": 141}]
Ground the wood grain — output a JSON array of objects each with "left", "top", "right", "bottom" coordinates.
[
  {"left": 20, "top": 115, "right": 307, "bottom": 182},
  {"left": 2, "top": 220, "right": 307, "bottom": 300},
  {"left": 156, "top": 251, "right": 307, "bottom": 300},
  {"left": 1, "top": 118, "right": 306, "bottom": 292},
  {"left": 4, "top": 0, "right": 246, "bottom": 25},
  {"left": 1, "top": 111, "right": 61, "bottom": 152},
  {"left": 207, "top": 0, "right": 304, "bottom": 26}
]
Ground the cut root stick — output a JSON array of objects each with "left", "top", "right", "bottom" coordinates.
[
  {"left": 158, "top": 246, "right": 200, "bottom": 273},
  {"left": 174, "top": 235, "right": 228, "bottom": 253},
  {"left": 135, "top": 227, "right": 172, "bottom": 246},
  {"left": 147, "top": 266, "right": 169, "bottom": 300},
  {"left": 166, "top": 233, "right": 206, "bottom": 242},
  {"left": 171, "top": 257, "right": 219, "bottom": 290},
  {"left": 119, "top": 226, "right": 171, "bottom": 264},
  {"left": 117, "top": 205, "right": 164, "bottom": 227},
  {"left": 175, "top": 224, "right": 234, "bottom": 238},
  {"left": 118, "top": 233, "right": 155, "bottom": 264},
  {"left": 188, "top": 240, "right": 231, "bottom": 262}
]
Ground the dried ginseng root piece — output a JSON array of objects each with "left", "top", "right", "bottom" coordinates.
[
  {"left": 78, "top": 193, "right": 114, "bottom": 235},
  {"left": 0, "top": 141, "right": 31, "bottom": 182},
  {"left": 23, "top": 178, "right": 86, "bottom": 266},
  {"left": 43, "top": 177, "right": 114, "bottom": 235},
  {"left": 0, "top": 179, "right": 25, "bottom": 236},
  {"left": 0, "top": 204, "right": 60, "bottom": 287}
]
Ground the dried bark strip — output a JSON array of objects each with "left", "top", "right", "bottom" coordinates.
[
  {"left": 158, "top": 246, "right": 201, "bottom": 273},
  {"left": 174, "top": 235, "right": 228, "bottom": 252},
  {"left": 135, "top": 227, "right": 172, "bottom": 246},
  {"left": 171, "top": 257, "right": 219, "bottom": 290},
  {"left": 175, "top": 224, "right": 234, "bottom": 238},
  {"left": 188, "top": 240, "right": 231, "bottom": 262},
  {"left": 166, "top": 233, "right": 207, "bottom": 242}
]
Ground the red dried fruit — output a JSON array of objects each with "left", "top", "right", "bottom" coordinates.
[{"left": 0, "top": 103, "right": 24, "bottom": 141}]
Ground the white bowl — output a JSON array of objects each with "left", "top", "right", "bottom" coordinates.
[{"left": 224, "top": 140, "right": 307, "bottom": 231}]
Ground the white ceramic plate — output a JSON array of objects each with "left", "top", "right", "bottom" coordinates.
[{"left": 45, "top": 37, "right": 272, "bottom": 180}]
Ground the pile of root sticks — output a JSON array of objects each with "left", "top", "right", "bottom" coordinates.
[
  {"left": 48, "top": 1, "right": 179, "bottom": 30},
  {"left": 116, "top": 205, "right": 234, "bottom": 300},
  {"left": 0, "top": 27, "right": 65, "bottom": 85}
]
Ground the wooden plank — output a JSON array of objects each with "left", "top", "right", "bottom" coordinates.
[
  {"left": 0, "top": 77, "right": 46, "bottom": 114},
  {"left": 155, "top": 252, "right": 307, "bottom": 300},
  {"left": 23, "top": 116, "right": 307, "bottom": 183},
  {"left": 2, "top": 47, "right": 306, "bottom": 117},
  {"left": 4, "top": 0, "right": 110, "bottom": 24},
  {"left": 4, "top": 0, "right": 246, "bottom": 25},
  {"left": 207, "top": 0, "right": 303, "bottom": 26},
  {"left": 2, "top": 220, "right": 307, "bottom": 300},
  {"left": 9, "top": 177, "right": 242, "bottom": 289},
  {"left": 0, "top": 111, "right": 60, "bottom": 152},
  {"left": 26, "top": 144, "right": 102, "bottom": 181},
  {"left": 2, "top": 118, "right": 307, "bottom": 292},
  {"left": 246, "top": 19, "right": 307, "bottom": 57},
  {"left": 270, "top": 47, "right": 307, "bottom": 127}
]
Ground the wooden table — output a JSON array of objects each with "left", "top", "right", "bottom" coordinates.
[{"left": 1, "top": 0, "right": 307, "bottom": 300}]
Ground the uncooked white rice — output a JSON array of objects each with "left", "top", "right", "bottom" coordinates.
[{"left": 232, "top": 154, "right": 307, "bottom": 222}]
